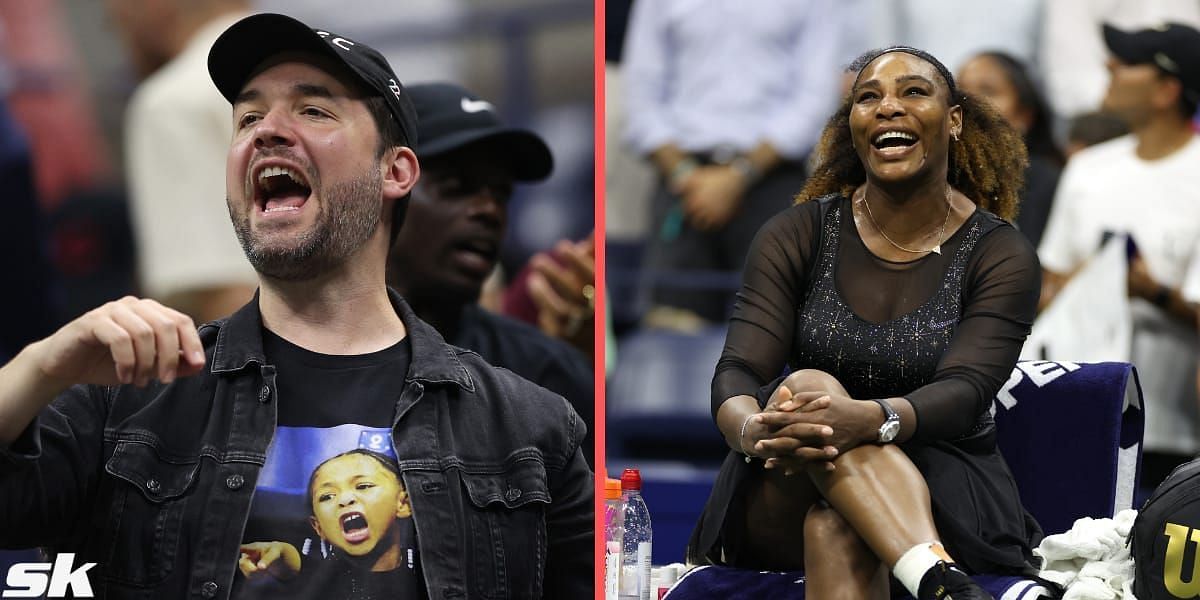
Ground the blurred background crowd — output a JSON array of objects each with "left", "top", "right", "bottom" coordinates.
[
  {"left": 0, "top": 0, "right": 593, "bottom": 360},
  {"left": 5, "top": 0, "right": 1200, "bottom": 571},
  {"left": 605, "top": 0, "right": 1200, "bottom": 562}
]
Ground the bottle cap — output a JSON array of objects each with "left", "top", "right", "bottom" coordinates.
[
  {"left": 620, "top": 468, "right": 642, "bottom": 491},
  {"left": 605, "top": 478, "right": 622, "bottom": 499}
]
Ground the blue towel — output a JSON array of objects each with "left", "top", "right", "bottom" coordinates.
[{"left": 663, "top": 565, "right": 1054, "bottom": 599}]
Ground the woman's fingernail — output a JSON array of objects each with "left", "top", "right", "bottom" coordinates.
[
  {"left": 822, "top": 427, "right": 833, "bottom": 436},
  {"left": 780, "top": 401, "right": 794, "bottom": 410}
]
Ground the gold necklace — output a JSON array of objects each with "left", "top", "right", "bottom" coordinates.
[{"left": 859, "top": 186, "right": 952, "bottom": 255}]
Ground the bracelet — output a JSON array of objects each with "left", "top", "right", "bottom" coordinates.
[
  {"left": 669, "top": 157, "right": 699, "bottom": 188},
  {"left": 739, "top": 414, "right": 757, "bottom": 460}
]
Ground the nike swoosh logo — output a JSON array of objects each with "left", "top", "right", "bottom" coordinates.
[{"left": 461, "top": 98, "right": 495, "bottom": 114}]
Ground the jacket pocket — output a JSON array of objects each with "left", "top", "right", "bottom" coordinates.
[
  {"left": 459, "top": 460, "right": 550, "bottom": 599},
  {"left": 102, "top": 441, "right": 199, "bottom": 586}
]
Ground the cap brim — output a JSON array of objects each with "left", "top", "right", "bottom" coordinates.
[
  {"left": 208, "top": 13, "right": 346, "bottom": 104},
  {"left": 420, "top": 128, "right": 553, "bottom": 181},
  {"left": 1103, "top": 23, "right": 1149, "bottom": 64}
]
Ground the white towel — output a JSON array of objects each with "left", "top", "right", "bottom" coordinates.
[{"left": 1035, "top": 509, "right": 1138, "bottom": 599}]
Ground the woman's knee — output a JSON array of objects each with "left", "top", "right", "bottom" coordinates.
[
  {"left": 783, "top": 369, "right": 847, "bottom": 395},
  {"left": 804, "top": 502, "right": 859, "bottom": 550}
]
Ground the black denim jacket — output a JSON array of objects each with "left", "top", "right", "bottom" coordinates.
[{"left": 0, "top": 292, "right": 593, "bottom": 599}]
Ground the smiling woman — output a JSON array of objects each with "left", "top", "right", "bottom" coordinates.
[{"left": 688, "top": 47, "right": 1045, "bottom": 600}]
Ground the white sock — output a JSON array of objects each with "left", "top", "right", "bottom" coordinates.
[{"left": 893, "top": 542, "right": 948, "bottom": 597}]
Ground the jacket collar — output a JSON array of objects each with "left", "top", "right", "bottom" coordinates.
[{"left": 209, "top": 288, "right": 474, "bottom": 391}]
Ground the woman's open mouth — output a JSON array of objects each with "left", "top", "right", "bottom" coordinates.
[{"left": 871, "top": 129, "right": 919, "bottom": 159}]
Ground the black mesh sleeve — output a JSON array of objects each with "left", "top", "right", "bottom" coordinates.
[
  {"left": 904, "top": 225, "right": 1041, "bottom": 441},
  {"left": 711, "top": 202, "right": 822, "bottom": 419}
]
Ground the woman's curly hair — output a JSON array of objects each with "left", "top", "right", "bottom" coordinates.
[{"left": 795, "top": 48, "right": 1028, "bottom": 222}]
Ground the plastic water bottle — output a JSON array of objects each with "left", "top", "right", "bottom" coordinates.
[
  {"left": 619, "top": 468, "right": 652, "bottom": 600},
  {"left": 604, "top": 478, "right": 624, "bottom": 600}
]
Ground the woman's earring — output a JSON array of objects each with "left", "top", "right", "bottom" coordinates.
[{"left": 952, "top": 130, "right": 960, "bottom": 142}]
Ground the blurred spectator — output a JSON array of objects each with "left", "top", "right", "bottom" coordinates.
[
  {"left": 387, "top": 82, "right": 593, "bottom": 466},
  {"left": 1039, "top": 23, "right": 1200, "bottom": 491},
  {"left": 622, "top": 0, "right": 841, "bottom": 330},
  {"left": 1064, "top": 111, "right": 1130, "bottom": 158},
  {"left": 106, "top": 0, "right": 257, "bottom": 323},
  {"left": 1040, "top": 0, "right": 1200, "bottom": 122},
  {"left": 869, "top": 0, "right": 1044, "bottom": 72},
  {"left": 0, "top": 0, "right": 112, "bottom": 209},
  {"left": 0, "top": 97, "right": 59, "bottom": 361},
  {"left": 502, "top": 233, "right": 595, "bottom": 358},
  {"left": 604, "top": 0, "right": 655, "bottom": 245},
  {"left": 957, "top": 51, "right": 1063, "bottom": 248}
]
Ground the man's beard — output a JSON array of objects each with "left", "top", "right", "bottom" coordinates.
[{"left": 229, "top": 170, "right": 382, "bottom": 281}]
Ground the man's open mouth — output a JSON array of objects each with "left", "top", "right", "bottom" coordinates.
[
  {"left": 340, "top": 511, "right": 370, "bottom": 544},
  {"left": 454, "top": 236, "right": 499, "bottom": 262},
  {"left": 254, "top": 164, "right": 313, "bottom": 214}
]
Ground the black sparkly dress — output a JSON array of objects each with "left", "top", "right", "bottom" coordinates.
[{"left": 688, "top": 194, "right": 1044, "bottom": 575}]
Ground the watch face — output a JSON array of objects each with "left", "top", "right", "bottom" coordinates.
[{"left": 880, "top": 419, "right": 900, "bottom": 443}]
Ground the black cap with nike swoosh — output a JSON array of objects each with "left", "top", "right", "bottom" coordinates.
[{"left": 408, "top": 82, "right": 553, "bottom": 181}]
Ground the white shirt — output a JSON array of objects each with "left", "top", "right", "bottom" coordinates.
[
  {"left": 124, "top": 13, "right": 257, "bottom": 300},
  {"left": 1040, "top": 0, "right": 1200, "bottom": 120},
  {"left": 868, "top": 0, "right": 1044, "bottom": 72},
  {"left": 621, "top": 0, "right": 842, "bottom": 159},
  {"left": 1040, "top": 134, "right": 1200, "bottom": 287},
  {"left": 1039, "top": 133, "right": 1200, "bottom": 455},
  {"left": 1183, "top": 240, "right": 1200, "bottom": 302}
]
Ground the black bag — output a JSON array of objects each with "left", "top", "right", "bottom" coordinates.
[{"left": 1131, "top": 458, "right": 1200, "bottom": 599}]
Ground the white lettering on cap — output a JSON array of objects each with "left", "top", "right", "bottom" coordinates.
[
  {"left": 315, "top": 30, "right": 355, "bottom": 51},
  {"left": 388, "top": 79, "right": 402, "bottom": 100}
]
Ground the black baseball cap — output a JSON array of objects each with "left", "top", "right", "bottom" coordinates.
[
  {"left": 408, "top": 82, "right": 552, "bottom": 181},
  {"left": 207, "top": 13, "right": 418, "bottom": 150},
  {"left": 1103, "top": 22, "right": 1200, "bottom": 105}
]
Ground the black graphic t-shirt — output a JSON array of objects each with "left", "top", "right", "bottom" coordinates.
[{"left": 231, "top": 329, "right": 423, "bottom": 599}]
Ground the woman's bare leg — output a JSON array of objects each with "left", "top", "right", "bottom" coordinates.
[
  {"left": 803, "top": 502, "right": 889, "bottom": 600},
  {"left": 783, "top": 370, "right": 944, "bottom": 565},
  {"left": 809, "top": 444, "right": 941, "bottom": 564},
  {"left": 740, "top": 462, "right": 820, "bottom": 570}
]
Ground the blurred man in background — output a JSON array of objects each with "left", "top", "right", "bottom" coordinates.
[
  {"left": 107, "top": 0, "right": 257, "bottom": 323},
  {"left": 622, "top": 0, "right": 841, "bottom": 330},
  {"left": 388, "top": 82, "right": 593, "bottom": 466},
  {"left": 1039, "top": 23, "right": 1200, "bottom": 491}
]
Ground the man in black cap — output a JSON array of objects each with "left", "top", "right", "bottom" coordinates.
[
  {"left": 0, "top": 13, "right": 591, "bottom": 599},
  {"left": 388, "top": 82, "right": 593, "bottom": 467},
  {"left": 1039, "top": 22, "right": 1200, "bottom": 492}
]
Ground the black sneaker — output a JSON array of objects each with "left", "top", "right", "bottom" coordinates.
[{"left": 917, "top": 561, "right": 995, "bottom": 600}]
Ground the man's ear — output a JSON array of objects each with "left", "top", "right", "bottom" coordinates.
[
  {"left": 1153, "top": 77, "right": 1184, "bottom": 112},
  {"left": 382, "top": 146, "right": 420, "bottom": 200}
]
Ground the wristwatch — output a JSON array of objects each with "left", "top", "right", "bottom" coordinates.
[{"left": 870, "top": 398, "right": 901, "bottom": 443}]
